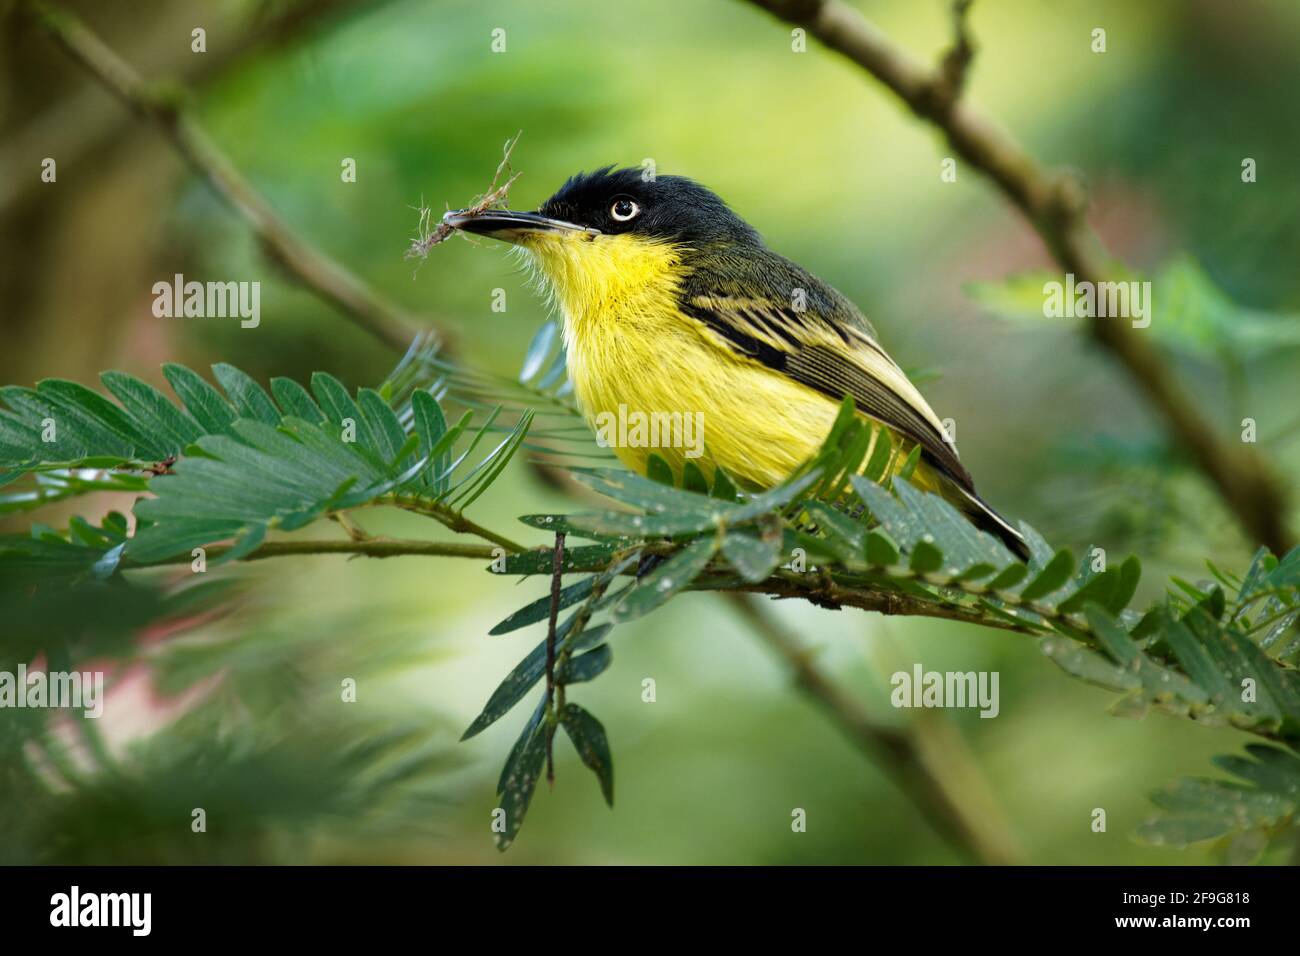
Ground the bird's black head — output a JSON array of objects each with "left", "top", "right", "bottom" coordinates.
[
  {"left": 537, "top": 167, "right": 760, "bottom": 246},
  {"left": 443, "top": 167, "right": 761, "bottom": 248}
]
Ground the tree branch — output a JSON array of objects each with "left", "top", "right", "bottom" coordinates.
[
  {"left": 744, "top": 0, "right": 1293, "bottom": 555},
  {"left": 710, "top": 569, "right": 1033, "bottom": 635},
  {"left": 725, "top": 592, "right": 1023, "bottom": 864},
  {"left": 136, "top": 536, "right": 502, "bottom": 566},
  {"left": 24, "top": 0, "right": 433, "bottom": 354},
  {"left": 130, "top": 534, "right": 1043, "bottom": 638}
]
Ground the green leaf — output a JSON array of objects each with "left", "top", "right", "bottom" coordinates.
[
  {"left": 519, "top": 321, "right": 560, "bottom": 383},
  {"left": 449, "top": 411, "right": 533, "bottom": 508},
  {"left": 23, "top": 381, "right": 142, "bottom": 461},
  {"left": 611, "top": 536, "right": 717, "bottom": 622},
  {"left": 558, "top": 644, "right": 612, "bottom": 684},
  {"left": 681, "top": 460, "right": 710, "bottom": 495},
  {"left": 896, "top": 443, "right": 922, "bottom": 481},
  {"left": 909, "top": 539, "right": 943, "bottom": 575},
  {"left": 864, "top": 531, "right": 899, "bottom": 567},
  {"left": 100, "top": 371, "right": 201, "bottom": 452},
  {"left": 720, "top": 528, "right": 782, "bottom": 583},
  {"left": 1137, "top": 744, "right": 1300, "bottom": 848},
  {"left": 1059, "top": 556, "right": 1141, "bottom": 617},
  {"left": 122, "top": 403, "right": 415, "bottom": 564},
  {"left": 987, "top": 562, "right": 1028, "bottom": 590},
  {"left": 1057, "top": 569, "right": 1120, "bottom": 616},
  {"left": 270, "top": 377, "right": 325, "bottom": 422},
  {"left": 516, "top": 513, "right": 641, "bottom": 539},
  {"left": 710, "top": 467, "right": 739, "bottom": 502},
  {"left": 1040, "top": 635, "right": 1140, "bottom": 693},
  {"left": 1017, "top": 522, "right": 1056, "bottom": 572},
  {"left": 126, "top": 517, "right": 248, "bottom": 564},
  {"left": 1107, "top": 555, "right": 1142, "bottom": 615},
  {"left": 494, "top": 707, "right": 548, "bottom": 851},
  {"left": 461, "top": 625, "right": 611, "bottom": 739},
  {"left": 1082, "top": 606, "right": 1219, "bottom": 726},
  {"left": 312, "top": 371, "right": 380, "bottom": 456},
  {"left": 802, "top": 500, "right": 865, "bottom": 559},
  {"left": 163, "top": 363, "right": 237, "bottom": 436},
  {"left": 411, "top": 391, "right": 456, "bottom": 493},
  {"left": 1019, "top": 549, "right": 1075, "bottom": 603},
  {"left": 488, "top": 576, "right": 597, "bottom": 636},
  {"left": 574, "top": 466, "right": 821, "bottom": 531},
  {"left": 862, "top": 426, "right": 893, "bottom": 482},
  {"left": 893, "top": 480, "right": 1016, "bottom": 572},
  {"left": 645, "top": 453, "right": 675, "bottom": 486},
  {"left": 0, "top": 532, "right": 117, "bottom": 587},
  {"left": 212, "top": 363, "right": 279, "bottom": 425},
  {"left": 560, "top": 703, "right": 614, "bottom": 807},
  {"left": 357, "top": 388, "right": 410, "bottom": 468},
  {"left": 729, "top": 471, "right": 823, "bottom": 522},
  {"left": 955, "top": 562, "right": 999, "bottom": 583},
  {"left": 574, "top": 467, "right": 726, "bottom": 513}
]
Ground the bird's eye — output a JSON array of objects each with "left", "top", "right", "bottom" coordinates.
[{"left": 609, "top": 198, "right": 640, "bottom": 222}]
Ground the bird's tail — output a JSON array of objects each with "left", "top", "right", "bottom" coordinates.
[{"left": 951, "top": 485, "right": 1031, "bottom": 562}]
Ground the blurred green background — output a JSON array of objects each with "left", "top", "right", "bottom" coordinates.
[{"left": 2, "top": 0, "right": 1298, "bottom": 864}]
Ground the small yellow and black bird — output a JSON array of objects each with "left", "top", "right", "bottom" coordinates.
[{"left": 445, "top": 167, "right": 1028, "bottom": 559}]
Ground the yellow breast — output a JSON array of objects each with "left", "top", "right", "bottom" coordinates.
[{"left": 519, "top": 231, "right": 934, "bottom": 493}]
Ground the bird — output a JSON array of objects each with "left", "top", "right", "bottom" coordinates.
[{"left": 444, "top": 167, "right": 1029, "bottom": 560}]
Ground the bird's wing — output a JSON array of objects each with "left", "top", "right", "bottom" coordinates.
[{"left": 679, "top": 288, "right": 975, "bottom": 492}]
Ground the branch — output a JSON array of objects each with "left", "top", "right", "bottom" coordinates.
[
  {"left": 24, "top": 0, "right": 432, "bottom": 354},
  {"left": 713, "top": 569, "right": 1034, "bottom": 635},
  {"left": 136, "top": 537, "right": 502, "bottom": 566},
  {"left": 745, "top": 0, "right": 1293, "bottom": 555},
  {"left": 137, "top": 535, "right": 1041, "bottom": 637},
  {"left": 725, "top": 592, "right": 1023, "bottom": 865},
  {"left": 382, "top": 494, "right": 527, "bottom": 552}
]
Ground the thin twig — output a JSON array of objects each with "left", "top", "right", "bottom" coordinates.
[
  {"left": 135, "top": 537, "right": 503, "bottom": 566},
  {"left": 725, "top": 592, "right": 1022, "bottom": 865},
  {"left": 129, "top": 535, "right": 1047, "bottom": 636},
  {"left": 406, "top": 131, "right": 523, "bottom": 260},
  {"left": 744, "top": 0, "right": 1293, "bottom": 555},
  {"left": 544, "top": 531, "right": 567, "bottom": 787},
  {"left": 379, "top": 494, "right": 527, "bottom": 552},
  {"left": 25, "top": 0, "right": 431, "bottom": 353},
  {"left": 932, "top": 0, "right": 975, "bottom": 109}
]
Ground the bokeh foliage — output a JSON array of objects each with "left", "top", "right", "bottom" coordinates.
[{"left": 2, "top": 0, "right": 1299, "bottom": 864}]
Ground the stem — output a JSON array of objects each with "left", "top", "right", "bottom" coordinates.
[
  {"left": 126, "top": 535, "right": 1053, "bottom": 637},
  {"left": 712, "top": 570, "right": 1037, "bottom": 635},
  {"left": 545, "top": 532, "right": 567, "bottom": 787},
  {"left": 381, "top": 495, "right": 527, "bottom": 553},
  {"left": 132, "top": 537, "right": 501, "bottom": 567},
  {"left": 725, "top": 592, "right": 1022, "bottom": 865},
  {"left": 743, "top": 0, "right": 1292, "bottom": 555}
]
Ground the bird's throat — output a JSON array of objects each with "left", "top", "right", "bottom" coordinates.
[{"left": 520, "top": 232, "right": 685, "bottom": 336}]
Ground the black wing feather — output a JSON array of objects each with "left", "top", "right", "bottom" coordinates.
[{"left": 678, "top": 249, "right": 974, "bottom": 492}]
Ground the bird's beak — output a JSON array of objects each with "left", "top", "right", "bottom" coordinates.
[{"left": 442, "top": 208, "right": 598, "bottom": 243}]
